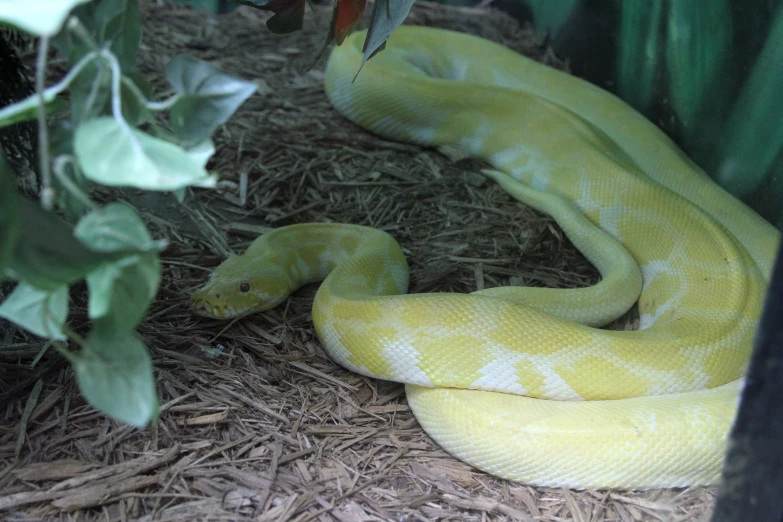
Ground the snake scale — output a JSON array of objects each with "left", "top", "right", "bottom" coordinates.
[{"left": 190, "top": 26, "right": 781, "bottom": 489}]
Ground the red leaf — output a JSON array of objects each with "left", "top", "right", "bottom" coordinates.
[{"left": 334, "top": 0, "right": 366, "bottom": 45}]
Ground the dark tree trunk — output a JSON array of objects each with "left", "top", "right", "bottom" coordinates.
[
  {"left": 711, "top": 241, "right": 783, "bottom": 522},
  {"left": 0, "top": 29, "right": 37, "bottom": 195}
]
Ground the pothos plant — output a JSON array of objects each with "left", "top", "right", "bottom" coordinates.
[
  {"left": 0, "top": 0, "right": 258, "bottom": 428},
  {"left": 0, "top": 0, "right": 418, "bottom": 432}
]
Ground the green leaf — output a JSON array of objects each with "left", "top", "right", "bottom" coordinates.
[
  {"left": 120, "top": 72, "right": 153, "bottom": 126},
  {"left": 172, "top": 140, "right": 215, "bottom": 203},
  {"left": 73, "top": 323, "right": 158, "bottom": 427},
  {"left": 0, "top": 158, "right": 19, "bottom": 277},
  {"left": 69, "top": 48, "right": 112, "bottom": 126},
  {"left": 166, "top": 55, "right": 257, "bottom": 143},
  {"left": 0, "top": 283, "right": 69, "bottom": 340},
  {"left": 53, "top": 0, "right": 140, "bottom": 69},
  {"left": 66, "top": 56, "right": 150, "bottom": 127},
  {"left": 85, "top": 253, "right": 159, "bottom": 331},
  {"left": 74, "top": 117, "right": 217, "bottom": 190},
  {"left": 53, "top": 155, "right": 91, "bottom": 221},
  {"left": 74, "top": 202, "right": 162, "bottom": 252},
  {"left": 74, "top": 203, "right": 162, "bottom": 330},
  {"left": 5, "top": 197, "right": 122, "bottom": 291},
  {"left": 234, "top": 0, "right": 305, "bottom": 34},
  {"left": 99, "top": 0, "right": 141, "bottom": 71},
  {"left": 0, "top": 0, "right": 92, "bottom": 36},
  {"left": 360, "top": 0, "right": 416, "bottom": 69},
  {"left": 0, "top": 89, "right": 67, "bottom": 129},
  {"left": 185, "top": 139, "right": 216, "bottom": 168}
]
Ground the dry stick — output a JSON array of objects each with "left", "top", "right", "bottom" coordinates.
[{"left": 15, "top": 379, "right": 43, "bottom": 458}]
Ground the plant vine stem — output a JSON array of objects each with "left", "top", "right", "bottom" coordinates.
[
  {"left": 68, "top": 16, "right": 97, "bottom": 49},
  {"left": 51, "top": 341, "right": 75, "bottom": 363},
  {"left": 145, "top": 93, "right": 181, "bottom": 111},
  {"left": 52, "top": 156, "right": 98, "bottom": 210},
  {"left": 62, "top": 326, "right": 87, "bottom": 349},
  {"left": 35, "top": 35, "right": 53, "bottom": 211},
  {"left": 102, "top": 49, "right": 127, "bottom": 126}
]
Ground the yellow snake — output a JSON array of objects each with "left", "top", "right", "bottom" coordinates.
[{"left": 190, "top": 26, "right": 781, "bottom": 489}]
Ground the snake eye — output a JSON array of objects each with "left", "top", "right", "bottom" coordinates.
[{"left": 240, "top": 282, "right": 250, "bottom": 292}]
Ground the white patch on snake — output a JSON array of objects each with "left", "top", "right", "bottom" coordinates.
[
  {"left": 471, "top": 355, "right": 529, "bottom": 395},
  {"left": 374, "top": 276, "right": 389, "bottom": 295},
  {"left": 531, "top": 170, "right": 550, "bottom": 190},
  {"left": 458, "top": 121, "right": 495, "bottom": 155},
  {"left": 489, "top": 68, "right": 520, "bottom": 89},
  {"left": 508, "top": 144, "right": 555, "bottom": 185},
  {"left": 444, "top": 59, "right": 469, "bottom": 81},
  {"left": 639, "top": 296, "right": 677, "bottom": 330},
  {"left": 318, "top": 250, "right": 332, "bottom": 276},
  {"left": 410, "top": 127, "right": 437, "bottom": 143},
  {"left": 380, "top": 339, "right": 433, "bottom": 386},
  {"left": 540, "top": 368, "right": 584, "bottom": 400},
  {"left": 489, "top": 147, "right": 550, "bottom": 190},
  {"left": 295, "top": 257, "right": 311, "bottom": 280},
  {"left": 573, "top": 174, "right": 602, "bottom": 214},
  {"left": 489, "top": 147, "right": 522, "bottom": 167},
  {"left": 640, "top": 260, "right": 675, "bottom": 290},
  {"left": 317, "top": 318, "right": 375, "bottom": 378},
  {"left": 641, "top": 412, "right": 657, "bottom": 431}
]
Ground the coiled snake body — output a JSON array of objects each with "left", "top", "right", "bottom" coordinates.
[{"left": 191, "top": 26, "right": 780, "bottom": 489}]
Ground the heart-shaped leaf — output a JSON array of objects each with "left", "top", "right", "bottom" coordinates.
[
  {"left": 0, "top": 0, "right": 92, "bottom": 36},
  {"left": 75, "top": 202, "right": 163, "bottom": 330},
  {"left": 73, "top": 323, "right": 158, "bottom": 427},
  {"left": 84, "top": 253, "right": 160, "bottom": 331},
  {"left": 166, "top": 55, "right": 258, "bottom": 143},
  {"left": 0, "top": 282, "right": 69, "bottom": 340},
  {"left": 74, "top": 117, "right": 217, "bottom": 190},
  {"left": 5, "top": 197, "right": 122, "bottom": 291},
  {"left": 75, "top": 202, "right": 162, "bottom": 252}
]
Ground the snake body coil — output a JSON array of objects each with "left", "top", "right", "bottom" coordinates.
[{"left": 191, "top": 27, "right": 780, "bottom": 489}]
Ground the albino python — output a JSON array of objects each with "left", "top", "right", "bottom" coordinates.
[{"left": 190, "top": 26, "right": 781, "bottom": 489}]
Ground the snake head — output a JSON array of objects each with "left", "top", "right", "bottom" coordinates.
[{"left": 190, "top": 254, "right": 290, "bottom": 319}]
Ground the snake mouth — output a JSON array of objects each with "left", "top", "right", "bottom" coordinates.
[
  {"left": 189, "top": 297, "right": 234, "bottom": 319},
  {"left": 189, "top": 294, "right": 261, "bottom": 320}
]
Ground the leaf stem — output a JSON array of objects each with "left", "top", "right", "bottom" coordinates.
[
  {"left": 145, "top": 93, "right": 181, "bottom": 112},
  {"left": 35, "top": 35, "right": 53, "bottom": 211},
  {"left": 102, "top": 50, "right": 125, "bottom": 122},
  {"left": 51, "top": 341, "right": 75, "bottom": 362},
  {"left": 52, "top": 156, "right": 98, "bottom": 210},
  {"left": 121, "top": 76, "right": 180, "bottom": 112},
  {"left": 52, "top": 51, "right": 101, "bottom": 94},
  {"left": 67, "top": 16, "right": 98, "bottom": 49},
  {"left": 63, "top": 326, "right": 87, "bottom": 348},
  {"left": 0, "top": 50, "right": 101, "bottom": 126}
]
